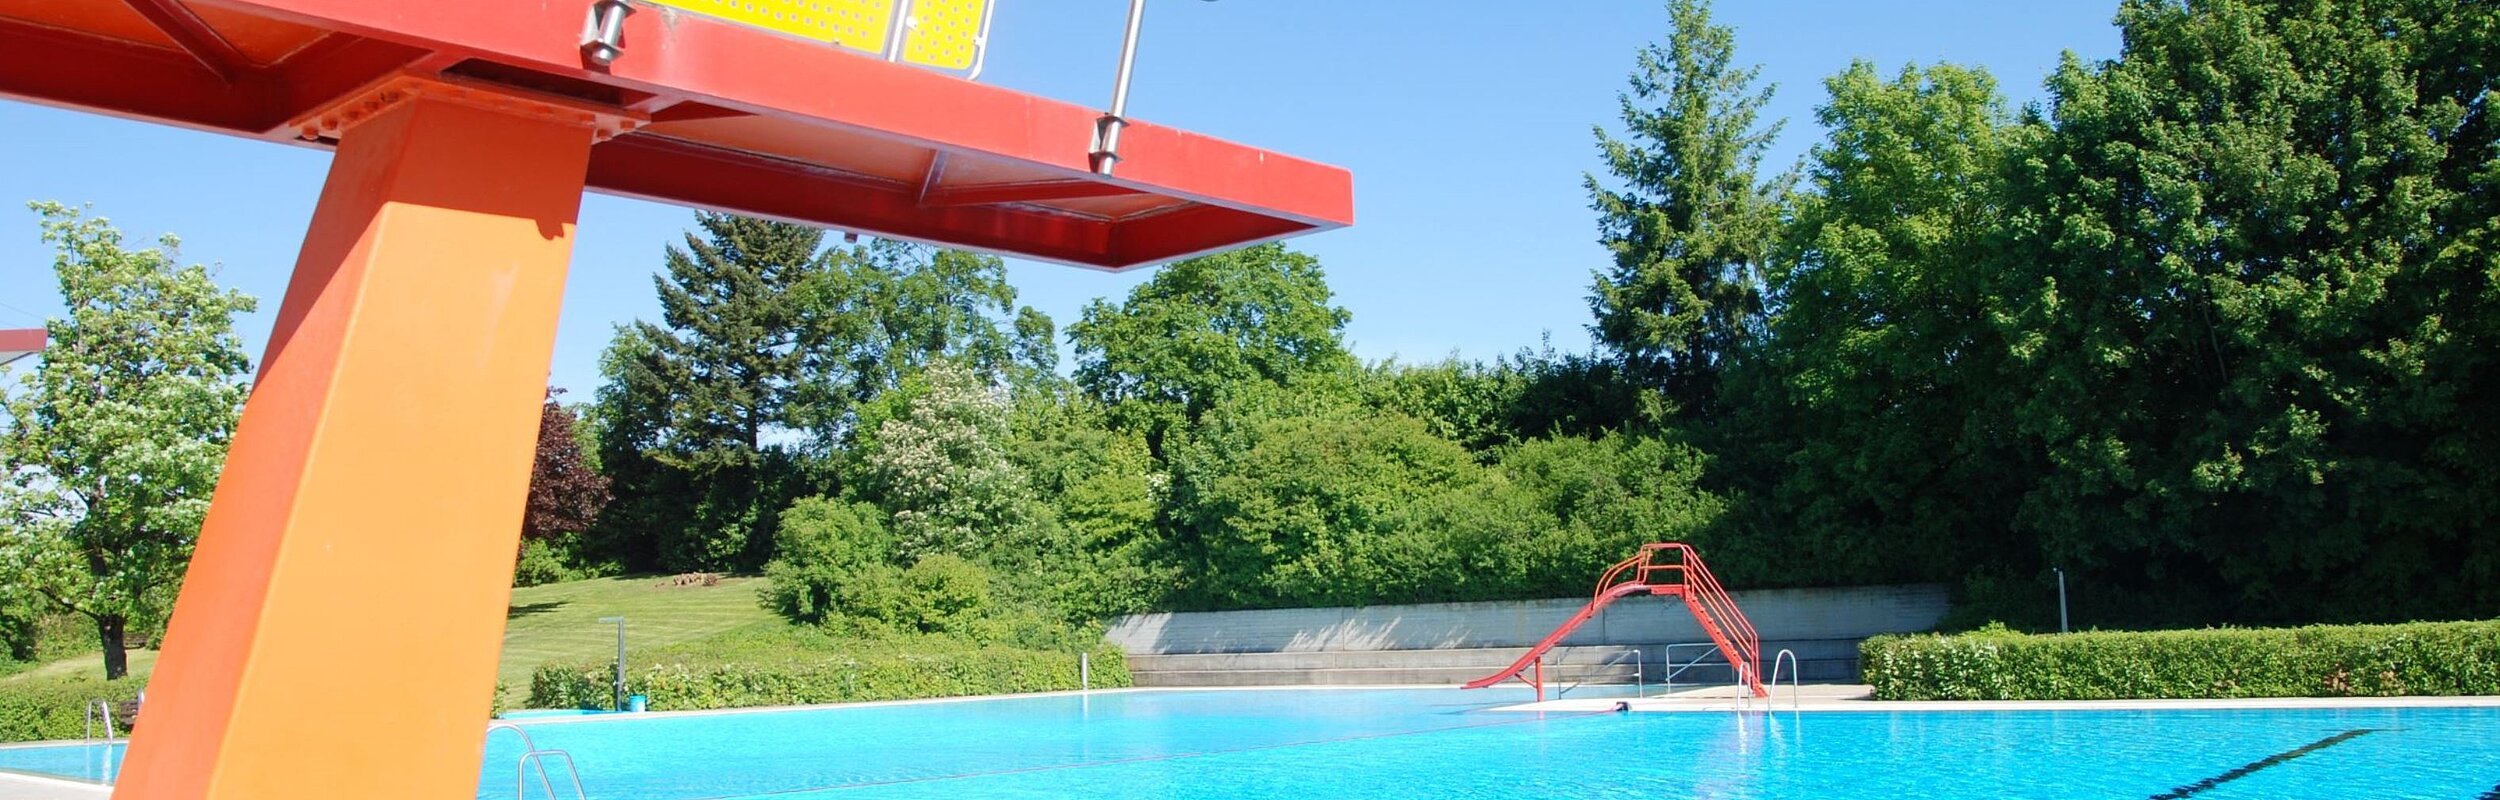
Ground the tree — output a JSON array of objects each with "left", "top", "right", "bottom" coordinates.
[
  {"left": 851, "top": 361, "right": 1035, "bottom": 560},
  {"left": 1740, "top": 61, "right": 2036, "bottom": 586},
  {"left": 1068, "top": 243, "right": 1354, "bottom": 451},
  {"left": 1360, "top": 343, "right": 1648, "bottom": 457},
  {"left": 596, "top": 213, "right": 826, "bottom": 571},
  {"left": 1007, "top": 390, "right": 1173, "bottom": 618},
  {"left": 591, "top": 216, "right": 1056, "bottom": 572},
  {"left": 792, "top": 240, "right": 1038, "bottom": 437},
  {"left": 1164, "top": 387, "right": 1482, "bottom": 608},
  {"left": 582, "top": 327, "right": 689, "bottom": 571},
  {"left": 1483, "top": 433, "right": 1723, "bottom": 593},
  {"left": 0, "top": 202, "right": 256, "bottom": 679},
  {"left": 1587, "top": 0, "right": 1788, "bottom": 416},
  {"left": 2000, "top": 0, "right": 2500, "bottom": 622},
  {"left": 522, "top": 390, "right": 610, "bottom": 544}
]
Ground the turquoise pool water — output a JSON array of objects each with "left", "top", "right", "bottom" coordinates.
[{"left": 6, "top": 688, "right": 2498, "bottom": 798}]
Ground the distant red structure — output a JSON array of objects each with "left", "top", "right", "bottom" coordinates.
[
  {"left": 1464, "top": 543, "right": 1766, "bottom": 700},
  {"left": 0, "top": 328, "right": 43, "bottom": 366}
]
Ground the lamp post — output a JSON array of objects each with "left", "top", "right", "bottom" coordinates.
[
  {"left": 2054, "top": 569, "right": 2069, "bottom": 634},
  {"left": 597, "top": 616, "right": 626, "bottom": 711}
]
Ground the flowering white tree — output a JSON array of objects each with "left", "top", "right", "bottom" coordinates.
[
  {"left": 0, "top": 203, "right": 256, "bottom": 679},
  {"left": 858, "top": 361, "right": 1033, "bottom": 560}
]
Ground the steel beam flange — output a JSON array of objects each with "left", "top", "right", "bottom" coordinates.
[{"left": 289, "top": 72, "right": 649, "bottom": 144}]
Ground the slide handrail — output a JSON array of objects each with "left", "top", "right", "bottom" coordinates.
[
  {"left": 1670, "top": 545, "right": 1760, "bottom": 692},
  {"left": 1592, "top": 551, "right": 1649, "bottom": 600}
]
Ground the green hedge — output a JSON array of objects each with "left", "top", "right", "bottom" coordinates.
[
  {"left": 525, "top": 641, "right": 1130, "bottom": 712},
  {"left": 1862, "top": 620, "right": 2500, "bottom": 700},
  {"left": 0, "top": 674, "right": 145, "bottom": 743}
]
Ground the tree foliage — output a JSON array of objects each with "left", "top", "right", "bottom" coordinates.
[
  {"left": 1712, "top": 0, "right": 2500, "bottom": 625},
  {"left": 523, "top": 391, "right": 609, "bottom": 544},
  {"left": 1988, "top": 0, "right": 2500, "bottom": 621},
  {"left": 1733, "top": 61, "right": 2037, "bottom": 585},
  {"left": 1587, "top": 0, "right": 1786, "bottom": 414},
  {"left": 852, "top": 360, "right": 1034, "bottom": 561},
  {"left": 591, "top": 223, "right": 1045, "bottom": 573},
  {"left": 0, "top": 203, "right": 255, "bottom": 679},
  {"left": 593, "top": 213, "right": 826, "bottom": 571},
  {"left": 1069, "top": 243, "right": 1354, "bottom": 449},
  {"left": 1166, "top": 387, "right": 1483, "bottom": 608}
]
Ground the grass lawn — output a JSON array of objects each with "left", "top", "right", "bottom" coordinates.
[
  {"left": 0, "top": 649, "right": 159, "bottom": 683},
  {"left": 3, "top": 575, "right": 779, "bottom": 706},
  {"left": 496, "top": 575, "right": 775, "bottom": 702}
]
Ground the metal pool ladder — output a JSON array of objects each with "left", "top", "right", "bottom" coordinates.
[
  {"left": 83, "top": 698, "right": 118, "bottom": 741},
  {"left": 1769, "top": 649, "right": 1801, "bottom": 710},
  {"left": 488, "top": 721, "right": 589, "bottom": 800}
]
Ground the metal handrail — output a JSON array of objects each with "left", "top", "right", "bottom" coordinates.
[
  {"left": 1591, "top": 552, "right": 1648, "bottom": 599},
  {"left": 1770, "top": 648, "right": 1801, "bottom": 710},
  {"left": 1554, "top": 647, "right": 1647, "bottom": 699},
  {"left": 84, "top": 698, "right": 117, "bottom": 741},
  {"left": 1671, "top": 545, "right": 1761, "bottom": 691},
  {"left": 1740, "top": 655, "right": 1760, "bottom": 710},
  {"left": 1681, "top": 551, "right": 1758, "bottom": 659},
  {"left": 519, "top": 749, "right": 590, "bottom": 800},
  {"left": 1658, "top": 642, "right": 1726, "bottom": 694},
  {"left": 489, "top": 721, "right": 589, "bottom": 800}
]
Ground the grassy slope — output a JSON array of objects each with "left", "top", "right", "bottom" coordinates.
[
  {"left": 496, "top": 575, "right": 775, "bottom": 699},
  {"left": 2, "top": 575, "right": 780, "bottom": 706}
]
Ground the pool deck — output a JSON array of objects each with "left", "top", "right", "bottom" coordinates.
[
  {"left": 0, "top": 770, "right": 106, "bottom": 799},
  {"left": 1489, "top": 683, "right": 2500, "bottom": 713}
]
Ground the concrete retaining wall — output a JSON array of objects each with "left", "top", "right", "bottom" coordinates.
[{"left": 1107, "top": 584, "right": 1950, "bottom": 685}]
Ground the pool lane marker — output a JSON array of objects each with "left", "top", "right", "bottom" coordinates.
[{"left": 2148, "top": 728, "right": 2378, "bottom": 799}]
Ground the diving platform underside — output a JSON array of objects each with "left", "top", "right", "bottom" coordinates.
[{"left": 0, "top": 0, "right": 1353, "bottom": 269}]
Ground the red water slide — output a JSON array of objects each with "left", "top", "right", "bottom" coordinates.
[{"left": 1462, "top": 543, "right": 1766, "bottom": 700}]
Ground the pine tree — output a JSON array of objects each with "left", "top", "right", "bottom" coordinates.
[
  {"left": 1587, "top": 0, "right": 1786, "bottom": 417},
  {"left": 608, "top": 213, "right": 827, "bottom": 571}
]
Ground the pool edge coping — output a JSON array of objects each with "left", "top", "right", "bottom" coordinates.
[
  {"left": 0, "top": 768, "right": 112, "bottom": 798},
  {"left": 1489, "top": 693, "right": 2500, "bottom": 714},
  {"left": 488, "top": 684, "right": 1501, "bottom": 726}
]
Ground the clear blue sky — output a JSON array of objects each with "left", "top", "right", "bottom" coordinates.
[{"left": 0, "top": 1, "right": 2121, "bottom": 396}]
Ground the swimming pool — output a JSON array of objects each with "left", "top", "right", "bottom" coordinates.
[{"left": 5, "top": 688, "right": 2497, "bottom": 798}]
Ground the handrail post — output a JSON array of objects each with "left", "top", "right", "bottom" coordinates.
[{"left": 1771, "top": 648, "right": 1801, "bottom": 711}]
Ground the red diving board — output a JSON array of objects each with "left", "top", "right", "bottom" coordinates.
[
  {"left": 0, "top": 328, "right": 42, "bottom": 366},
  {"left": 0, "top": 0, "right": 1352, "bottom": 270}
]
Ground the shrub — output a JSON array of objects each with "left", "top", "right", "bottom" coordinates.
[
  {"left": 524, "top": 632, "right": 1129, "bottom": 712},
  {"left": 0, "top": 674, "right": 145, "bottom": 742},
  {"left": 762, "top": 498, "right": 896, "bottom": 624},
  {"left": 895, "top": 555, "right": 996, "bottom": 635},
  {"left": 512, "top": 539, "right": 578, "bottom": 588},
  {"left": 1863, "top": 619, "right": 2500, "bottom": 700}
]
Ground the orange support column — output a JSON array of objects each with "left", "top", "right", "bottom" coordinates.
[{"left": 115, "top": 88, "right": 599, "bottom": 799}]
